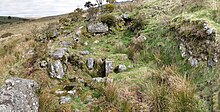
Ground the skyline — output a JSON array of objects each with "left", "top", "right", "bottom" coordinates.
[{"left": 0, "top": 0, "right": 131, "bottom": 18}]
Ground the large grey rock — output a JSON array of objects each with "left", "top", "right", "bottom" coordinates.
[
  {"left": 87, "top": 58, "right": 94, "bottom": 70},
  {"left": 49, "top": 60, "right": 65, "bottom": 79},
  {"left": 87, "top": 22, "right": 108, "bottom": 33},
  {"left": 49, "top": 48, "right": 67, "bottom": 59},
  {"left": 0, "top": 78, "right": 39, "bottom": 112},
  {"left": 105, "top": 60, "right": 113, "bottom": 75}
]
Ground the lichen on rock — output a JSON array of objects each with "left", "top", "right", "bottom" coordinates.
[
  {"left": 0, "top": 78, "right": 39, "bottom": 112},
  {"left": 171, "top": 16, "right": 220, "bottom": 67}
]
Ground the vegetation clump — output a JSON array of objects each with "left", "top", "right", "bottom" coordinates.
[
  {"left": 2, "top": 0, "right": 220, "bottom": 111},
  {"left": 104, "top": 3, "right": 115, "bottom": 13},
  {"left": 99, "top": 14, "right": 117, "bottom": 27},
  {"left": 171, "top": 16, "right": 219, "bottom": 67}
]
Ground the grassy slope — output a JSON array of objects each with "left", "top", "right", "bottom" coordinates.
[
  {"left": 0, "top": 0, "right": 220, "bottom": 111},
  {"left": 0, "top": 16, "right": 29, "bottom": 25}
]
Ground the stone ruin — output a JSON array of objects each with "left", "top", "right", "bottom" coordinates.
[{"left": 171, "top": 16, "right": 220, "bottom": 67}]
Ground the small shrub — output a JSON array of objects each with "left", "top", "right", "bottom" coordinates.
[
  {"left": 84, "top": 1, "right": 94, "bottom": 9},
  {"left": 96, "top": 0, "right": 104, "bottom": 7},
  {"left": 119, "top": 2, "right": 136, "bottom": 12},
  {"left": 105, "top": 4, "right": 115, "bottom": 13},
  {"left": 127, "top": 48, "right": 140, "bottom": 62},
  {"left": 99, "top": 14, "right": 117, "bottom": 27},
  {"left": 145, "top": 70, "right": 201, "bottom": 112},
  {"left": 120, "top": 100, "right": 133, "bottom": 112},
  {"left": 39, "top": 91, "right": 59, "bottom": 112},
  {"left": 41, "top": 22, "right": 58, "bottom": 40},
  {"left": 30, "top": 25, "right": 40, "bottom": 39},
  {"left": 69, "top": 8, "right": 83, "bottom": 22},
  {"left": 104, "top": 83, "right": 118, "bottom": 103},
  {"left": 128, "top": 15, "right": 146, "bottom": 32},
  {"left": 59, "top": 18, "right": 70, "bottom": 23},
  {"left": 70, "top": 12, "right": 82, "bottom": 22},
  {"left": 114, "top": 42, "right": 126, "bottom": 54},
  {"left": 169, "top": 90, "right": 200, "bottom": 112},
  {"left": 218, "top": 91, "right": 220, "bottom": 110},
  {"left": 0, "top": 44, "right": 15, "bottom": 56},
  {"left": 75, "top": 8, "right": 83, "bottom": 13},
  {"left": 127, "top": 35, "right": 146, "bottom": 61},
  {"left": 149, "top": 84, "right": 170, "bottom": 112},
  {"left": 181, "top": 0, "right": 205, "bottom": 7},
  {"left": 106, "top": 0, "right": 116, "bottom": 3},
  {"left": 180, "top": 0, "right": 205, "bottom": 12},
  {"left": 8, "top": 16, "right": 12, "bottom": 19},
  {"left": 87, "top": 7, "right": 99, "bottom": 19},
  {"left": 213, "top": 10, "right": 220, "bottom": 23}
]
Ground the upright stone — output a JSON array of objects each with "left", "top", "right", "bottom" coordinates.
[
  {"left": 49, "top": 60, "right": 65, "bottom": 79},
  {"left": 87, "top": 58, "right": 94, "bottom": 70},
  {"left": 104, "top": 60, "right": 113, "bottom": 76}
]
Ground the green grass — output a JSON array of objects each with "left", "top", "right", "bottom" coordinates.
[
  {"left": 0, "top": 16, "right": 28, "bottom": 25},
  {"left": 1, "top": 0, "right": 220, "bottom": 111}
]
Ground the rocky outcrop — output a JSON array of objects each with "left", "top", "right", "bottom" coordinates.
[
  {"left": 171, "top": 16, "right": 220, "bottom": 67},
  {"left": 48, "top": 60, "right": 65, "bottom": 79},
  {"left": 87, "top": 22, "right": 108, "bottom": 33},
  {"left": 0, "top": 78, "right": 39, "bottom": 112}
]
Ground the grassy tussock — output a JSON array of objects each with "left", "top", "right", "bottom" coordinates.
[
  {"left": 109, "top": 66, "right": 200, "bottom": 111},
  {"left": 147, "top": 68, "right": 200, "bottom": 112}
]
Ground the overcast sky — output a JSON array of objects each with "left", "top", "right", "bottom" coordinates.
[{"left": 0, "top": 0, "right": 131, "bottom": 18}]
